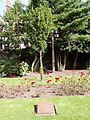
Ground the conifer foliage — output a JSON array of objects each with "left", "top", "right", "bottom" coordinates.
[{"left": 47, "top": 0, "right": 90, "bottom": 70}]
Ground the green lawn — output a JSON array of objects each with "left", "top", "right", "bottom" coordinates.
[{"left": 0, "top": 96, "right": 90, "bottom": 120}]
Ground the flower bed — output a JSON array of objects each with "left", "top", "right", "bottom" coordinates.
[{"left": 0, "top": 75, "right": 90, "bottom": 99}]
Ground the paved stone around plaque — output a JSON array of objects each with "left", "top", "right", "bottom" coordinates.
[{"left": 36, "top": 102, "right": 55, "bottom": 115}]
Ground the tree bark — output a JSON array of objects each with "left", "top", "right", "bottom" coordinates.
[
  {"left": 56, "top": 52, "right": 61, "bottom": 71},
  {"left": 31, "top": 54, "right": 37, "bottom": 72},
  {"left": 73, "top": 52, "right": 78, "bottom": 70},
  {"left": 57, "top": 53, "right": 59, "bottom": 71},
  {"left": 59, "top": 53, "right": 62, "bottom": 69},
  {"left": 40, "top": 49, "right": 43, "bottom": 81},
  {"left": 59, "top": 52, "right": 63, "bottom": 71},
  {"left": 62, "top": 51, "right": 67, "bottom": 71},
  {"left": 52, "top": 34, "right": 55, "bottom": 72},
  {"left": 34, "top": 59, "right": 39, "bottom": 72}
]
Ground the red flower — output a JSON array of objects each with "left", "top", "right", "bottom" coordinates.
[
  {"left": 47, "top": 71, "right": 50, "bottom": 75},
  {"left": 79, "top": 72, "right": 85, "bottom": 76},
  {"left": 47, "top": 80, "right": 52, "bottom": 83},
  {"left": 55, "top": 77, "right": 60, "bottom": 80},
  {"left": 55, "top": 77, "right": 60, "bottom": 82},
  {"left": 31, "top": 82, "right": 35, "bottom": 85},
  {"left": 12, "top": 75, "right": 16, "bottom": 78}
]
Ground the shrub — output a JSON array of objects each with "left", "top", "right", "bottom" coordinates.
[
  {"left": 0, "top": 55, "right": 29, "bottom": 77},
  {"left": 19, "top": 61, "right": 29, "bottom": 76}
]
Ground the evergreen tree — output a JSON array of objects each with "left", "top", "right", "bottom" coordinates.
[
  {"left": 47, "top": 0, "right": 90, "bottom": 70},
  {"left": 3, "top": 0, "right": 25, "bottom": 49}
]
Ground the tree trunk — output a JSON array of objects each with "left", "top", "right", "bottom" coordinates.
[
  {"left": 31, "top": 54, "right": 37, "bottom": 72},
  {"left": 56, "top": 52, "right": 64, "bottom": 71},
  {"left": 73, "top": 53, "right": 78, "bottom": 70},
  {"left": 57, "top": 53, "right": 59, "bottom": 71},
  {"left": 62, "top": 51, "right": 67, "bottom": 71},
  {"left": 59, "top": 53, "right": 62, "bottom": 68},
  {"left": 56, "top": 52, "right": 61, "bottom": 71},
  {"left": 59, "top": 52, "right": 63, "bottom": 71},
  {"left": 34, "top": 59, "right": 39, "bottom": 72},
  {"left": 52, "top": 34, "right": 55, "bottom": 72},
  {"left": 40, "top": 49, "right": 43, "bottom": 81}
]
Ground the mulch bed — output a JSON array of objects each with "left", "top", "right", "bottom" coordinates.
[
  {"left": 0, "top": 84, "right": 90, "bottom": 99},
  {"left": 24, "top": 70, "right": 88, "bottom": 78}
]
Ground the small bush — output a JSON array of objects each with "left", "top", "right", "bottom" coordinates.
[{"left": 0, "top": 55, "right": 29, "bottom": 77}]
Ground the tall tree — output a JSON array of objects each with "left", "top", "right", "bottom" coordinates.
[
  {"left": 47, "top": 0, "right": 90, "bottom": 70},
  {"left": 3, "top": 0, "right": 25, "bottom": 49},
  {"left": 26, "top": 0, "right": 53, "bottom": 80}
]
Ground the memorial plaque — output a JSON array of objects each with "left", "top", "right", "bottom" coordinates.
[{"left": 35, "top": 102, "right": 56, "bottom": 115}]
